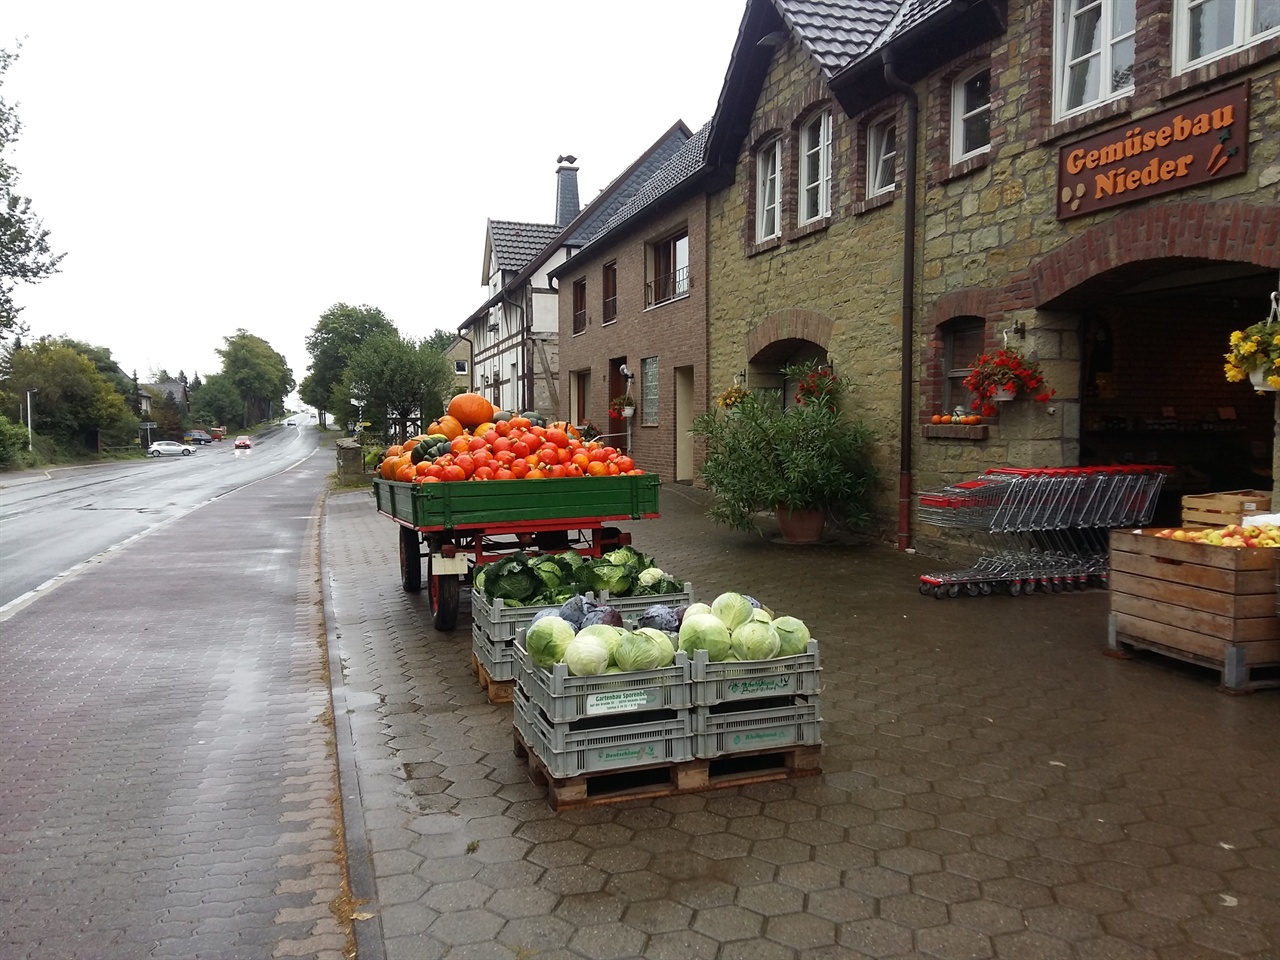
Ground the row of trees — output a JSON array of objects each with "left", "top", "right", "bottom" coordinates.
[
  {"left": 0, "top": 330, "right": 294, "bottom": 468},
  {"left": 299, "top": 304, "right": 455, "bottom": 441}
]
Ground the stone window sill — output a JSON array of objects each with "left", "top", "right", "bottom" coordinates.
[{"left": 922, "top": 424, "right": 988, "bottom": 440}]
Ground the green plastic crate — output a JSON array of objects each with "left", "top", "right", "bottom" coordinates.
[{"left": 373, "top": 474, "right": 660, "bottom": 530}]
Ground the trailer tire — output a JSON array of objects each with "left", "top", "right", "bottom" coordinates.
[{"left": 399, "top": 526, "right": 422, "bottom": 593}]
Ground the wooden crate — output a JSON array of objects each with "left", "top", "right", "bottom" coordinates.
[
  {"left": 1107, "top": 529, "right": 1280, "bottom": 691},
  {"left": 1181, "top": 489, "right": 1272, "bottom": 528}
]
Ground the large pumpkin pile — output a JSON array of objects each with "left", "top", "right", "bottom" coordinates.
[{"left": 378, "top": 393, "right": 642, "bottom": 484}]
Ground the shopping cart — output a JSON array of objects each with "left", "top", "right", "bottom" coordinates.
[{"left": 917, "top": 465, "right": 1171, "bottom": 598}]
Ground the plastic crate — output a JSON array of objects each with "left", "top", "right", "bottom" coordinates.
[
  {"left": 514, "top": 635, "right": 691, "bottom": 722},
  {"left": 594, "top": 584, "right": 695, "bottom": 618},
  {"left": 472, "top": 623, "right": 515, "bottom": 682},
  {"left": 689, "top": 641, "right": 821, "bottom": 706},
  {"left": 513, "top": 687, "right": 693, "bottom": 778},
  {"left": 692, "top": 696, "right": 823, "bottom": 758}
]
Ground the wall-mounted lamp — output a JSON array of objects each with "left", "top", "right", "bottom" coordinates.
[
  {"left": 1009, "top": 320, "right": 1027, "bottom": 339},
  {"left": 736, "top": 369, "right": 747, "bottom": 385}
]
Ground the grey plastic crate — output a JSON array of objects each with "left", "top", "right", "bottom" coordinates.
[
  {"left": 514, "top": 635, "right": 690, "bottom": 722},
  {"left": 472, "top": 623, "right": 515, "bottom": 682},
  {"left": 689, "top": 640, "right": 821, "bottom": 706},
  {"left": 513, "top": 686, "right": 693, "bottom": 778},
  {"left": 693, "top": 696, "right": 822, "bottom": 758}
]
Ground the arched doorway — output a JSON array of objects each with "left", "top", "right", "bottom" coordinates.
[
  {"left": 1045, "top": 259, "right": 1277, "bottom": 526},
  {"left": 744, "top": 310, "right": 835, "bottom": 408}
]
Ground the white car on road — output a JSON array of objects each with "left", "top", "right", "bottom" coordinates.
[{"left": 148, "top": 441, "right": 196, "bottom": 457}]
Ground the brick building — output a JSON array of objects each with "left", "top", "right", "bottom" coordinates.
[{"left": 697, "top": 0, "right": 1279, "bottom": 549}]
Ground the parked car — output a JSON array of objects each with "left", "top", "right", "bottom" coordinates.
[
  {"left": 234, "top": 436, "right": 253, "bottom": 449},
  {"left": 148, "top": 441, "right": 195, "bottom": 457},
  {"left": 210, "top": 427, "right": 225, "bottom": 440},
  {"left": 187, "top": 430, "right": 213, "bottom": 444}
]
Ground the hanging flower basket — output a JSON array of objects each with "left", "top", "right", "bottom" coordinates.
[
  {"left": 1225, "top": 300, "right": 1280, "bottom": 392},
  {"left": 961, "top": 348, "right": 1054, "bottom": 417},
  {"left": 609, "top": 395, "right": 635, "bottom": 419}
]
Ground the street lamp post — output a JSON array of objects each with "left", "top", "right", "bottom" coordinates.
[{"left": 26, "top": 388, "right": 37, "bottom": 452}]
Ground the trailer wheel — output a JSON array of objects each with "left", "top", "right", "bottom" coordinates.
[
  {"left": 427, "top": 552, "right": 460, "bottom": 631},
  {"left": 399, "top": 526, "right": 422, "bottom": 593}
]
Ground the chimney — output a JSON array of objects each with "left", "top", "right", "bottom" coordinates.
[{"left": 555, "top": 155, "right": 580, "bottom": 228}]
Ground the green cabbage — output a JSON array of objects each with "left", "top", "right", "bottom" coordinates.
[
  {"left": 581, "top": 560, "right": 632, "bottom": 596},
  {"left": 576, "top": 623, "right": 623, "bottom": 663},
  {"left": 730, "top": 619, "right": 781, "bottom": 660},
  {"left": 678, "top": 613, "right": 732, "bottom": 661},
  {"left": 525, "top": 616, "right": 575, "bottom": 669},
  {"left": 637, "top": 568, "right": 666, "bottom": 587},
  {"left": 482, "top": 553, "right": 542, "bottom": 602},
  {"left": 532, "top": 558, "right": 563, "bottom": 590},
  {"left": 614, "top": 629, "right": 675, "bottom": 672},
  {"left": 711, "top": 592, "right": 753, "bottom": 632},
  {"left": 683, "top": 602, "right": 712, "bottom": 620},
  {"left": 772, "top": 616, "right": 811, "bottom": 656},
  {"left": 563, "top": 632, "right": 612, "bottom": 676},
  {"left": 634, "top": 626, "right": 678, "bottom": 654}
]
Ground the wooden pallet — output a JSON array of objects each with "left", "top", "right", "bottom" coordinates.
[
  {"left": 513, "top": 726, "right": 821, "bottom": 810},
  {"left": 1107, "top": 530, "right": 1280, "bottom": 692},
  {"left": 470, "top": 651, "right": 515, "bottom": 704}
]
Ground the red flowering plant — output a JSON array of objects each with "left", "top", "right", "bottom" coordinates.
[
  {"left": 962, "top": 348, "right": 1055, "bottom": 417},
  {"left": 792, "top": 366, "right": 844, "bottom": 411}
]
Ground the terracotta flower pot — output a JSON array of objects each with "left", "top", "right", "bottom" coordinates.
[{"left": 776, "top": 505, "right": 825, "bottom": 544}]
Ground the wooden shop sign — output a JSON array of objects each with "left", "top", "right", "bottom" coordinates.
[{"left": 1056, "top": 82, "right": 1249, "bottom": 219}]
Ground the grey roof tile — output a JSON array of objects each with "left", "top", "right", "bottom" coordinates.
[
  {"left": 591, "top": 121, "right": 712, "bottom": 242},
  {"left": 564, "top": 128, "right": 691, "bottom": 247},
  {"left": 772, "top": 0, "right": 899, "bottom": 76},
  {"left": 488, "top": 220, "right": 562, "bottom": 273}
]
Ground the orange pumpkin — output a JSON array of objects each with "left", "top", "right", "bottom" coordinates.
[
  {"left": 430, "top": 415, "right": 464, "bottom": 441},
  {"left": 447, "top": 392, "right": 495, "bottom": 429}
]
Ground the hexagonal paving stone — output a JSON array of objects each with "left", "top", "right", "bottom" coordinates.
[
  {"left": 538, "top": 863, "right": 608, "bottom": 895},
  {"left": 718, "top": 937, "right": 796, "bottom": 960},
  {"left": 845, "top": 865, "right": 912, "bottom": 898},
  {"left": 526, "top": 839, "right": 591, "bottom": 868},
  {"left": 1025, "top": 903, "right": 1105, "bottom": 940},
  {"left": 879, "top": 845, "right": 944, "bottom": 876},
  {"left": 991, "top": 929, "right": 1076, "bottom": 959},
  {"left": 836, "top": 917, "right": 914, "bottom": 955},
  {"left": 495, "top": 914, "right": 575, "bottom": 954},
  {"left": 774, "top": 860, "right": 842, "bottom": 893},
  {"left": 915, "top": 923, "right": 994, "bottom": 959},
  {"left": 692, "top": 904, "right": 764, "bottom": 941},
  {"left": 879, "top": 893, "right": 950, "bottom": 930},
  {"left": 689, "top": 831, "right": 754, "bottom": 861},
  {"left": 484, "top": 883, "right": 559, "bottom": 920},
  {"left": 980, "top": 876, "right": 1055, "bottom": 910},
  {"left": 622, "top": 898, "right": 694, "bottom": 934},
  {"left": 949, "top": 897, "right": 1026, "bottom": 935},
  {"left": 420, "top": 878, "right": 492, "bottom": 912},
  {"left": 667, "top": 876, "right": 737, "bottom": 910},
  {"left": 727, "top": 815, "right": 788, "bottom": 841},
  {"left": 425, "top": 907, "right": 504, "bottom": 944},
  {"left": 473, "top": 859, "right": 544, "bottom": 890},
  {"left": 644, "top": 929, "right": 720, "bottom": 960},
  {"left": 763, "top": 910, "right": 838, "bottom": 950},
  {"left": 554, "top": 890, "right": 626, "bottom": 926},
  {"left": 736, "top": 882, "right": 804, "bottom": 917},
  {"left": 571, "top": 821, "right": 636, "bottom": 848},
  {"left": 379, "top": 901, "right": 441, "bottom": 939},
  {"left": 586, "top": 843, "right": 652, "bottom": 873}
]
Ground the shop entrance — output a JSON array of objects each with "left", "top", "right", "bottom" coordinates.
[{"left": 1071, "top": 260, "right": 1278, "bottom": 527}]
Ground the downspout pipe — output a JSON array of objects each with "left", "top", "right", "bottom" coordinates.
[{"left": 883, "top": 50, "right": 918, "bottom": 552}]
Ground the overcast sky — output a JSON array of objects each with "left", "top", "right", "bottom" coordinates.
[{"left": 4, "top": 0, "right": 745, "bottom": 394}]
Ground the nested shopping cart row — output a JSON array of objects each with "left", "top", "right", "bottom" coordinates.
[{"left": 917, "top": 465, "right": 1171, "bottom": 598}]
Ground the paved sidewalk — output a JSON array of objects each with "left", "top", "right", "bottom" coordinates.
[{"left": 325, "top": 483, "right": 1280, "bottom": 960}]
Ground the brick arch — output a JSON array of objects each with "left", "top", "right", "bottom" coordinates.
[
  {"left": 928, "top": 288, "right": 998, "bottom": 329},
  {"left": 746, "top": 309, "right": 834, "bottom": 360},
  {"left": 1030, "top": 200, "right": 1280, "bottom": 307}
]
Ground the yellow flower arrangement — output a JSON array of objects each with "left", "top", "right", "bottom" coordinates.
[
  {"left": 1224, "top": 320, "right": 1280, "bottom": 389},
  {"left": 715, "top": 384, "right": 751, "bottom": 409}
]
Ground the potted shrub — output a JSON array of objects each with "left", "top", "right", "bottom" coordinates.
[
  {"left": 1224, "top": 308, "right": 1280, "bottom": 391},
  {"left": 690, "top": 363, "right": 877, "bottom": 542},
  {"left": 962, "top": 347, "right": 1055, "bottom": 416},
  {"left": 609, "top": 394, "right": 635, "bottom": 419}
]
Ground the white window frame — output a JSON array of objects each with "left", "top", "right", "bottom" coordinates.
[
  {"left": 640, "top": 357, "right": 659, "bottom": 427},
  {"left": 867, "top": 115, "right": 897, "bottom": 197},
  {"left": 1054, "top": 0, "right": 1136, "bottom": 120},
  {"left": 951, "top": 67, "right": 992, "bottom": 164},
  {"left": 453, "top": 359, "right": 468, "bottom": 375},
  {"left": 1175, "top": 0, "right": 1280, "bottom": 72},
  {"left": 755, "top": 137, "right": 782, "bottom": 242},
  {"left": 798, "top": 111, "right": 832, "bottom": 224}
]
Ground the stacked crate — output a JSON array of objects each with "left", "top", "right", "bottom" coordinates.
[
  {"left": 471, "top": 582, "right": 693, "bottom": 684},
  {"left": 689, "top": 642, "right": 822, "bottom": 758},
  {"left": 513, "top": 636, "right": 694, "bottom": 777}
]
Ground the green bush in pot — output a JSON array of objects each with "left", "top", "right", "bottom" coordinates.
[{"left": 689, "top": 363, "right": 878, "bottom": 536}]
